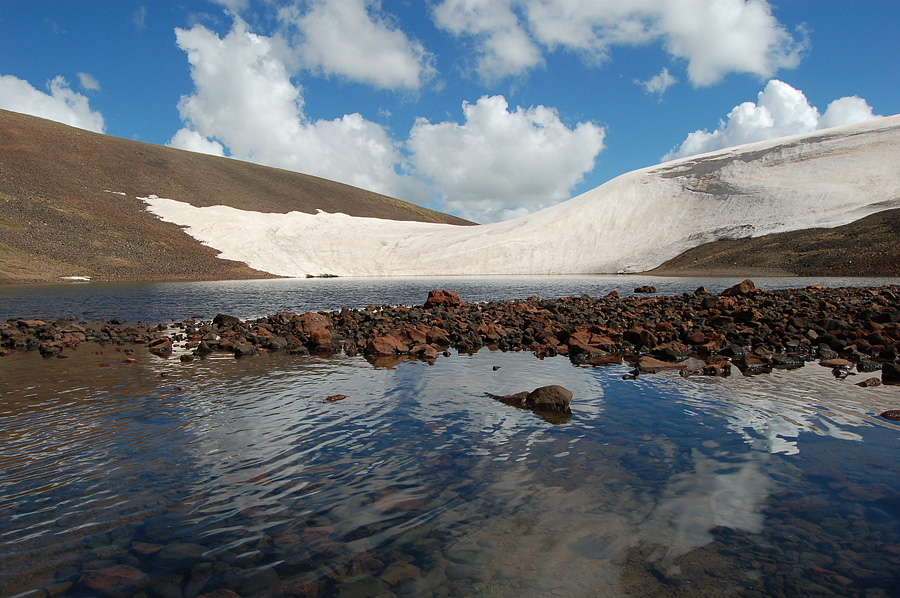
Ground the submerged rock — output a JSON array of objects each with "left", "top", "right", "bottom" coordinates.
[
  {"left": 78, "top": 565, "right": 149, "bottom": 598},
  {"left": 487, "top": 384, "right": 573, "bottom": 414}
]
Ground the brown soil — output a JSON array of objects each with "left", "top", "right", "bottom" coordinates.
[
  {"left": 0, "top": 110, "right": 472, "bottom": 284},
  {"left": 646, "top": 208, "right": 900, "bottom": 277}
]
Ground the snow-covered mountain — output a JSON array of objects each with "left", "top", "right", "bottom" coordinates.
[{"left": 144, "top": 115, "right": 900, "bottom": 277}]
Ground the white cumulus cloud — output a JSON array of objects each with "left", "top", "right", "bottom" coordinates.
[
  {"left": 168, "top": 17, "right": 610, "bottom": 222},
  {"left": 665, "top": 79, "right": 882, "bottom": 160},
  {"left": 0, "top": 74, "right": 105, "bottom": 132},
  {"left": 77, "top": 72, "right": 101, "bottom": 91},
  {"left": 432, "top": 0, "right": 806, "bottom": 85},
  {"left": 432, "top": 0, "right": 542, "bottom": 80},
  {"left": 168, "top": 19, "right": 418, "bottom": 200},
  {"left": 168, "top": 128, "right": 226, "bottom": 157},
  {"left": 408, "top": 95, "right": 605, "bottom": 222},
  {"left": 636, "top": 67, "right": 677, "bottom": 97},
  {"left": 278, "top": 0, "right": 436, "bottom": 90}
]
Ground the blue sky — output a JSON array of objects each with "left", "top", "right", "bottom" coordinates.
[{"left": 1, "top": 1, "right": 898, "bottom": 223}]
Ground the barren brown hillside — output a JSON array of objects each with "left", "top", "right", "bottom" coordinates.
[
  {"left": 0, "top": 109, "right": 471, "bottom": 283},
  {"left": 646, "top": 208, "right": 900, "bottom": 277}
]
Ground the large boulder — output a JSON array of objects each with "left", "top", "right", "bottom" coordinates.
[
  {"left": 213, "top": 313, "right": 241, "bottom": 327},
  {"left": 424, "top": 289, "right": 461, "bottom": 309},
  {"left": 488, "top": 385, "right": 573, "bottom": 414},
  {"left": 721, "top": 279, "right": 757, "bottom": 296},
  {"left": 525, "top": 385, "right": 573, "bottom": 412},
  {"left": 296, "top": 313, "right": 334, "bottom": 350}
]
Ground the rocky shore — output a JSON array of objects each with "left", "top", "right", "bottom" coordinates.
[{"left": 3, "top": 280, "right": 900, "bottom": 389}]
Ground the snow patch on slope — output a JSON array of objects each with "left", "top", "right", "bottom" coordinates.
[{"left": 143, "top": 115, "right": 900, "bottom": 277}]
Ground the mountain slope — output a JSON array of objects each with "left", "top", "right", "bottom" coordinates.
[
  {"left": 646, "top": 208, "right": 900, "bottom": 277},
  {"left": 143, "top": 115, "right": 900, "bottom": 277},
  {"left": 0, "top": 109, "right": 470, "bottom": 283}
]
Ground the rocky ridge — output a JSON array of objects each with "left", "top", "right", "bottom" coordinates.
[{"left": 4, "top": 283, "right": 900, "bottom": 392}]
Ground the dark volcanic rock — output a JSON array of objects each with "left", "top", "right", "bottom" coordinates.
[
  {"left": 213, "top": 313, "right": 241, "bottom": 327},
  {"left": 882, "top": 362, "right": 900, "bottom": 384}
]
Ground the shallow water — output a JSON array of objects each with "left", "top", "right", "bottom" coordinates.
[{"left": 2, "top": 344, "right": 899, "bottom": 598}]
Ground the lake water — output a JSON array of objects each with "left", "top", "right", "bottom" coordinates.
[
  {"left": 3, "top": 274, "right": 900, "bottom": 323},
  {"left": 2, "top": 276, "right": 900, "bottom": 598}
]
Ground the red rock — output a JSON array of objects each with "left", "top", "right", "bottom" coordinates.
[
  {"left": 721, "top": 279, "right": 757, "bottom": 296},
  {"left": 702, "top": 360, "right": 732, "bottom": 377},
  {"left": 424, "top": 327, "right": 451, "bottom": 346},
  {"left": 148, "top": 337, "right": 172, "bottom": 355},
  {"left": 39, "top": 341, "right": 64, "bottom": 356},
  {"left": 325, "top": 394, "right": 348, "bottom": 402},
  {"left": 410, "top": 344, "right": 439, "bottom": 360},
  {"left": 402, "top": 326, "right": 428, "bottom": 345},
  {"left": 819, "top": 358, "right": 854, "bottom": 368},
  {"left": 424, "top": 289, "right": 461, "bottom": 309},
  {"left": 880, "top": 410, "right": 900, "bottom": 421},
  {"left": 636, "top": 356, "right": 689, "bottom": 373},
  {"left": 365, "top": 334, "right": 410, "bottom": 356},
  {"left": 79, "top": 565, "right": 149, "bottom": 598},
  {"left": 685, "top": 332, "right": 707, "bottom": 345},
  {"left": 297, "top": 312, "right": 332, "bottom": 335},
  {"left": 698, "top": 333, "right": 729, "bottom": 355},
  {"left": 856, "top": 377, "right": 882, "bottom": 387},
  {"left": 476, "top": 322, "right": 506, "bottom": 341},
  {"left": 17, "top": 319, "right": 47, "bottom": 328}
]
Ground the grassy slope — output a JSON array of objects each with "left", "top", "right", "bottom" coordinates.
[
  {"left": 646, "top": 208, "right": 900, "bottom": 277},
  {"left": 0, "top": 110, "right": 471, "bottom": 284}
]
